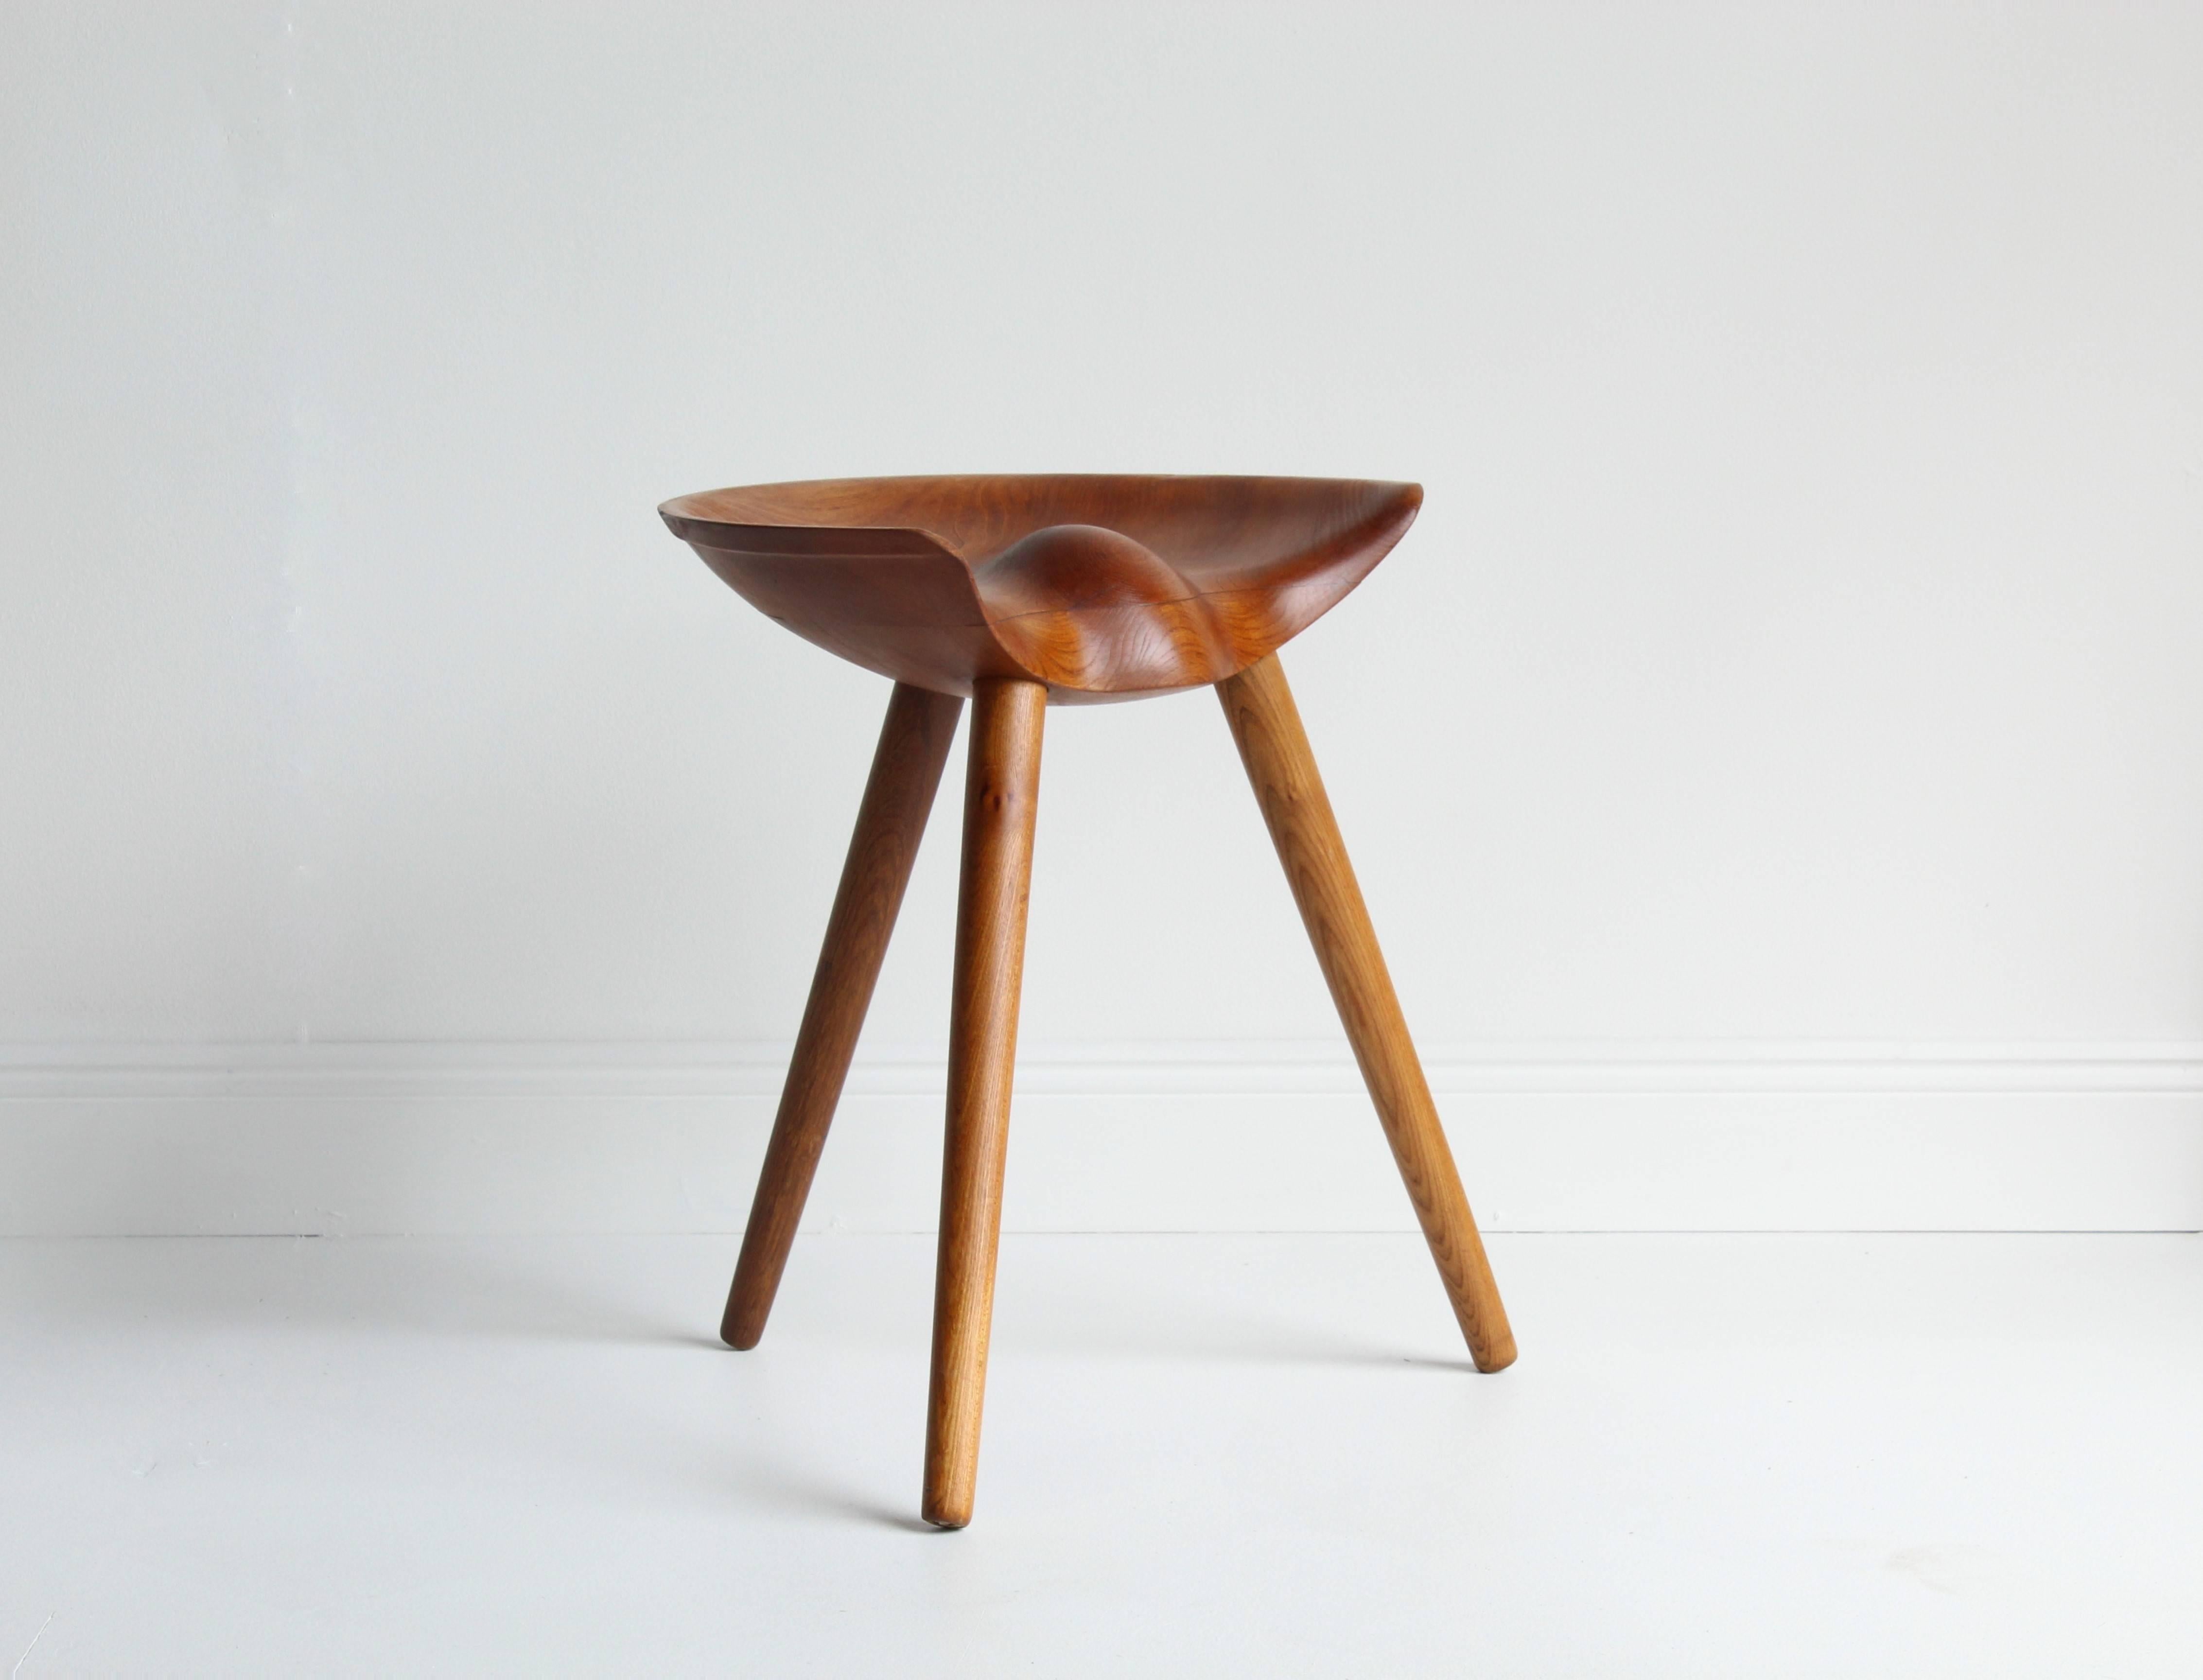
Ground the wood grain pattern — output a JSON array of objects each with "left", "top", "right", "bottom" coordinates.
[
  {"left": 660, "top": 475, "right": 1421, "bottom": 702},
  {"left": 1218, "top": 653, "right": 1517, "bottom": 1374},
  {"left": 922, "top": 677, "right": 1046, "bottom": 1529},
  {"left": 720, "top": 682, "right": 963, "bottom": 1350}
]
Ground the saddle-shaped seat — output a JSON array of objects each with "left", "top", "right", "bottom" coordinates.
[{"left": 659, "top": 474, "right": 1421, "bottom": 698}]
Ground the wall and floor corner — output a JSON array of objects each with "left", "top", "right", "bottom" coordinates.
[{"left": 4, "top": 3, "right": 2202, "bottom": 1239}]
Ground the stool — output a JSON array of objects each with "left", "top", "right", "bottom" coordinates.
[{"left": 661, "top": 475, "right": 1516, "bottom": 1528}]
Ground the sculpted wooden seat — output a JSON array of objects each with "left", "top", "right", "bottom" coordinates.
[
  {"left": 659, "top": 474, "right": 1426, "bottom": 698},
  {"left": 661, "top": 474, "right": 1515, "bottom": 1528}
]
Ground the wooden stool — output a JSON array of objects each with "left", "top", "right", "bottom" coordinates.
[{"left": 661, "top": 476, "right": 1516, "bottom": 1527}]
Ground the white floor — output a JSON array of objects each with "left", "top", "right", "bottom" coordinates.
[{"left": 3, "top": 1232, "right": 2199, "bottom": 1676}]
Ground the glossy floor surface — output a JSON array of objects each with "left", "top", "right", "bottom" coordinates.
[{"left": 3, "top": 1231, "right": 2198, "bottom": 1675}]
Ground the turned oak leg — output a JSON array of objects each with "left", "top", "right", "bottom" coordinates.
[
  {"left": 922, "top": 676, "right": 1046, "bottom": 1528},
  {"left": 720, "top": 682, "right": 963, "bottom": 1350},
  {"left": 1217, "top": 653, "right": 1517, "bottom": 1373}
]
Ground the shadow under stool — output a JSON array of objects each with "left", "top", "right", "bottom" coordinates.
[{"left": 659, "top": 475, "right": 1516, "bottom": 1528}]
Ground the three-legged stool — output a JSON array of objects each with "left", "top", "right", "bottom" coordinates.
[{"left": 660, "top": 475, "right": 1515, "bottom": 1527}]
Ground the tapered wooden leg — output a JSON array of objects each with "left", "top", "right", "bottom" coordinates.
[
  {"left": 922, "top": 677, "right": 1046, "bottom": 1528},
  {"left": 1218, "top": 653, "right": 1517, "bottom": 1373},
  {"left": 720, "top": 682, "right": 963, "bottom": 1350}
]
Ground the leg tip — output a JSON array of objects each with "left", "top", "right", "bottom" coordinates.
[
  {"left": 1472, "top": 1330, "right": 1518, "bottom": 1373},
  {"left": 921, "top": 1482, "right": 974, "bottom": 1529},
  {"left": 720, "top": 1319, "right": 762, "bottom": 1351}
]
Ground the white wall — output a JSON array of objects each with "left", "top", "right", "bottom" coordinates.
[{"left": 4, "top": 2, "right": 2201, "bottom": 1232}]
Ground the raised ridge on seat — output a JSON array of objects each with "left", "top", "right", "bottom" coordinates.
[{"left": 659, "top": 474, "right": 1421, "bottom": 700}]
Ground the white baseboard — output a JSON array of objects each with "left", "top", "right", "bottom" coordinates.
[{"left": 1, "top": 1040, "right": 2198, "bottom": 1236}]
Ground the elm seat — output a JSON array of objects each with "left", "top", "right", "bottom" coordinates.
[
  {"left": 658, "top": 474, "right": 1422, "bottom": 699},
  {"left": 658, "top": 472, "right": 1514, "bottom": 1530}
]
